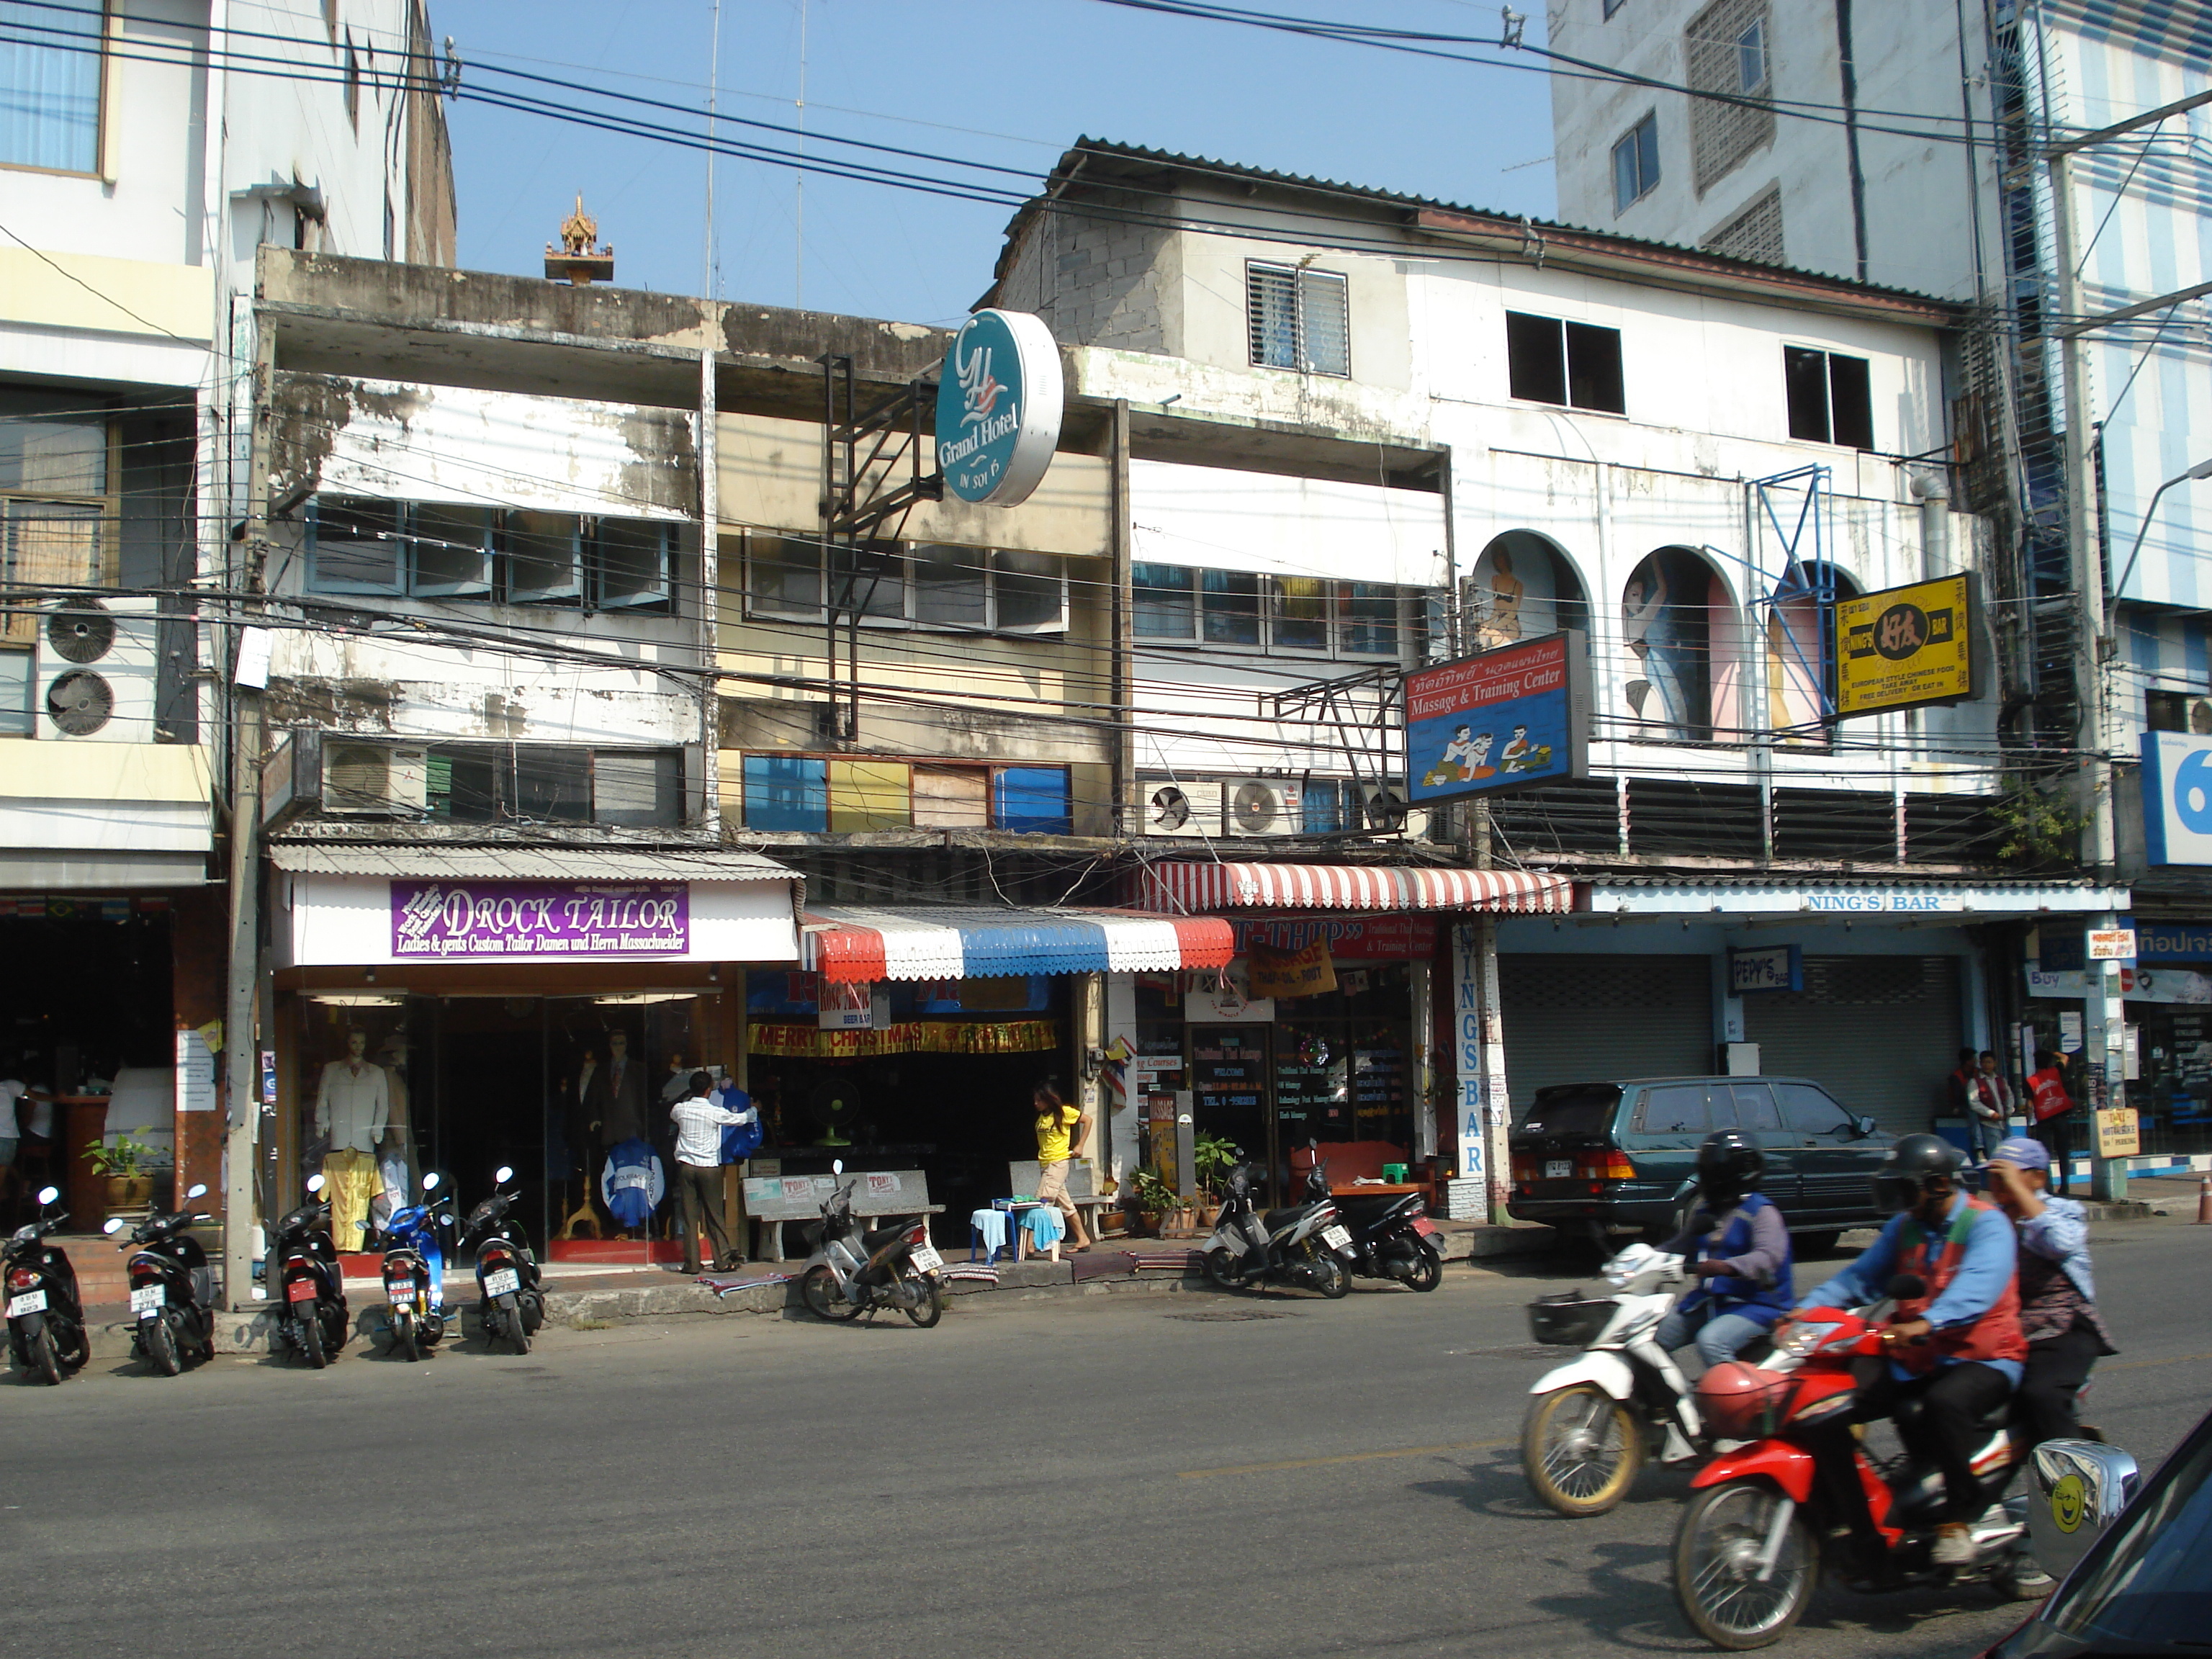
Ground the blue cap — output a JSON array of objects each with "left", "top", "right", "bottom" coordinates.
[{"left": 1990, "top": 1136, "right": 2050, "bottom": 1172}]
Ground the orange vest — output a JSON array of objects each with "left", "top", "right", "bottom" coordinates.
[{"left": 1894, "top": 1195, "right": 2026, "bottom": 1374}]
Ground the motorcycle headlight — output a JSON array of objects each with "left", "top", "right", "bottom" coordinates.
[{"left": 1775, "top": 1320, "right": 1845, "bottom": 1358}]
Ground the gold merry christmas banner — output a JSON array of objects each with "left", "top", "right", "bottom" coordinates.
[{"left": 748, "top": 1020, "right": 1061, "bottom": 1059}]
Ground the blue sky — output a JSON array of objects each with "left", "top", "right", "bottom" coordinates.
[{"left": 441, "top": 0, "right": 1557, "bottom": 326}]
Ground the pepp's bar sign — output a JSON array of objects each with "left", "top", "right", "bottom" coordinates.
[{"left": 391, "top": 880, "right": 689, "bottom": 958}]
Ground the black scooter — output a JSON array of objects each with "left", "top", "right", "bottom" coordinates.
[
  {"left": 1200, "top": 1156, "right": 1353, "bottom": 1298},
  {"left": 273, "top": 1172, "right": 349, "bottom": 1368},
  {"left": 462, "top": 1165, "right": 544, "bottom": 1354},
  {"left": 6, "top": 1183, "right": 89, "bottom": 1384},
  {"left": 1322, "top": 1169, "right": 1448, "bottom": 1292},
  {"left": 105, "top": 1182, "right": 215, "bottom": 1376}
]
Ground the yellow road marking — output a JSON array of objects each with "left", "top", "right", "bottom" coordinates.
[{"left": 1177, "top": 1436, "right": 1514, "bottom": 1479}]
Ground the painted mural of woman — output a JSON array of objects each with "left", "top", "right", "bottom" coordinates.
[{"left": 1622, "top": 552, "right": 1709, "bottom": 739}]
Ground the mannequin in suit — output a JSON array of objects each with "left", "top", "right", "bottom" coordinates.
[{"left": 583, "top": 1028, "right": 647, "bottom": 1146}]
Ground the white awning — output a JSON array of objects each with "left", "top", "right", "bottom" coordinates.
[{"left": 1130, "top": 861, "right": 1573, "bottom": 914}]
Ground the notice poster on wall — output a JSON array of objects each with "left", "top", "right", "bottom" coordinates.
[{"left": 1404, "top": 631, "right": 1589, "bottom": 804}]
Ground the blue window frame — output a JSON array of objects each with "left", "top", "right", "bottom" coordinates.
[
  {"left": 995, "top": 766, "right": 1072, "bottom": 835},
  {"left": 743, "top": 755, "right": 828, "bottom": 831},
  {"left": 1, "top": 0, "right": 104, "bottom": 174}
]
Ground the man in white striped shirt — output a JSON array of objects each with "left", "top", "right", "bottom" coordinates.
[{"left": 670, "top": 1071, "right": 755, "bottom": 1273}]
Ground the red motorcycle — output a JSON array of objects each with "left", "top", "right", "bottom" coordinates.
[{"left": 1670, "top": 1286, "right": 2049, "bottom": 1649}]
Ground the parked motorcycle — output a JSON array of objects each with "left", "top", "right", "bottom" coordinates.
[
  {"left": 1201, "top": 1156, "right": 1352, "bottom": 1298},
  {"left": 104, "top": 1182, "right": 215, "bottom": 1377},
  {"left": 377, "top": 1171, "right": 457, "bottom": 1362},
  {"left": 6, "top": 1184, "right": 88, "bottom": 1385},
  {"left": 272, "top": 1172, "right": 349, "bottom": 1369},
  {"left": 463, "top": 1165, "right": 544, "bottom": 1354},
  {"left": 1521, "top": 1241, "right": 1725, "bottom": 1515},
  {"left": 1670, "top": 1276, "right": 2054, "bottom": 1649},
  {"left": 1326, "top": 1167, "right": 1447, "bottom": 1292},
  {"left": 799, "top": 1160, "right": 944, "bottom": 1327}
]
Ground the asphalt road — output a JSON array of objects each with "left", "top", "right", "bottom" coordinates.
[{"left": 7, "top": 1215, "right": 2208, "bottom": 1659}]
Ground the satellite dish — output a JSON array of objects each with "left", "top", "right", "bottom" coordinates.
[{"left": 804, "top": 1078, "right": 858, "bottom": 1148}]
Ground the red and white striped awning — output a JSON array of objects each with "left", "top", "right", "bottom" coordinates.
[
  {"left": 1130, "top": 862, "right": 1575, "bottom": 915},
  {"left": 801, "top": 904, "right": 1236, "bottom": 984}
]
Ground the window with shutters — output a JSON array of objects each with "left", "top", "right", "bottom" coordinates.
[
  {"left": 1703, "top": 185, "right": 1785, "bottom": 265},
  {"left": 1246, "top": 262, "right": 1350, "bottom": 377},
  {"left": 1686, "top": 0, "right": 1775, "bottom": 195},
  {"left": 1783, "top": 347, "right": 1875, "bottom": 449}
]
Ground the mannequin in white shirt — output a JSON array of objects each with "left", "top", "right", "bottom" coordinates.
[{"left": 315, "top": 1030, "right": 390, "bottom": 1247}]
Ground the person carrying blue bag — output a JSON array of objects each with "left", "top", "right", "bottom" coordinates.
[
  {"left": 668, "top": 1069, "right": 756, "bottom": 1273},
  {"left": 1653, "top": 1129, "right": 1797, "bottom": 1367}
]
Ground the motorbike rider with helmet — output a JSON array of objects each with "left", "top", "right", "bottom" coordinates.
[
  {"left": 1651, "top": 1128, "right": 1797, "bottom": 1367},
  {"left": 1786, "top": 1131, "right": 2026, "bottom": 1566}
]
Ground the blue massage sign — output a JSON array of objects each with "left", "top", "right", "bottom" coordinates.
[{"left": 935, "top": 308, "right": 1064, "bottom": 507}]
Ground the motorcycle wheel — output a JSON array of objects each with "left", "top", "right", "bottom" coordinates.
[
  {"left": 500, "top": 1294, "right": 531, "bottom": 1354},
  {"left": 801, "top": 1264, "right": 863, "bottom": 1323},
  {"left": 320, "top": 1303, "right": 348, "bottom": 1361},
  {"left": 392, "top": 1308, "right": 418, "bottom": 1362},
  {"left": 1310, "top": 1250, "right": 1350, "bottom": 1300},
  {"left": 521, "top": 1290, "right": 545, "bottom": 1334},
  {"left": 299, "top": 1306, "right": 327, "bottom": 1370},
  {"left": 145, "top": 1313, "right": 182, "bottom": 1377},
  {"left": 1406, "top": 1248, "right": 1444, "bottom": 1292},
  {"left": 1521, "top": 1384, "right": 1642, "bottom": 1516},
  {"left": 1673, "top": 1478, "right": 1820, "bottom": 1650},
  {"left": 27, "top": 1319, "right": 63, "bottom": 1386},
  {"left": 1204, "top": 1247, "right": 1244, "bottom": 1290},
  {"left": 902, "top": 1273, "right": 944, "bottom": 1328}
]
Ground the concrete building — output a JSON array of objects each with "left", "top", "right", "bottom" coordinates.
[{"left": 0, "top": 1, "right": 452, "bottom": 1227}]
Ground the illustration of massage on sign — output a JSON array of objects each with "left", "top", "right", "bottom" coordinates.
[{"left": 1421, "top": 724, "right": 1552, "bottom": 788}]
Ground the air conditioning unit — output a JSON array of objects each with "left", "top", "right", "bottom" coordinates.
[
  {"left": 323, "top": 741, "right": 429, "bottom": 816},
  {"left": 1136, "top": 776, "right": 1221, "bottom": 838},
  {"left": 1358, "top": 781, "right": 1411, "bottom": 833},
  {"left": 1223, "top": 777, "right": 1304, "bottom": 836},
  {"left": 2182, "top": 696, "right": 2212, "bottom": 735},
  {"left": 35, "top": 598, "right": 159, "bottom": 742}
]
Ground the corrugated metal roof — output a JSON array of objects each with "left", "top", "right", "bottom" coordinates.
[{"left": 269, "top": 845, "right": 796, "bottom": 883}]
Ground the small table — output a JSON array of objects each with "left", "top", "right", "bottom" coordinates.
[{"left": 1330, "top": 1182, "right": 1425, "bottom": 1197}]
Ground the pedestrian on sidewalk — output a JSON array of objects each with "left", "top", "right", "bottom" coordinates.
[
  {"left": 1944, "top": 1046, "right": 1979, "bottom": 1130},
  {"left": 2026, "top": 1050, "right": 2077, "bottom": 1192},
  {"left": 1032, "top": 1082, "right": 1094, "bottom": 1252},
  {"left": 1985, "top": 1137, "right": 2116, "bottom": 1447},
  {"left": 1968, "top": 1051, "right": 2013, "bottom": 1163},
  {"left": 670, "top": 1071, "right": 755, "bottom": 1274}
]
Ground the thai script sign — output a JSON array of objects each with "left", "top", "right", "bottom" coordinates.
[
  {"left": 1405, "top": 631, "right": 1590, "bottom": 804},
  {"left": 1833, "top": 573, "right": 1981, "bottom": 717},
  {"left": 390, "top": 880, "right": 688, "bottom": 958},
  {"left": 1229, "top": 914, "right": 1436, "bottom": 961}
]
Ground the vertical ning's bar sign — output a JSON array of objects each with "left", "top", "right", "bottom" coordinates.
[{"left": 1452, "top": 923, "right": 1483, "bottom": 1185}]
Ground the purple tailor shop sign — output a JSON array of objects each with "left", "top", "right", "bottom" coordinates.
[{"left": 390, "top": 881, "right": 690, "bottom": 958}]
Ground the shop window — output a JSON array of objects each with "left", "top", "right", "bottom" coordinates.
[
  {"left": 1202, "top": 570, "right": 1263, "bottom": 647},
  {"left": 828, "top": 759, "right": 913, "bottom": 831},
  {"left": 416, "top": 742, "right": 681, "bottom": 827},
  {"left": 512, "top": 746, "right": 591, "bottom": 823},
  {"left": 1612, "top": 111, "right": 1660, "bottom": 213},
  {"left": 750, "top": 534, "right": 822, "bottom": 616},
  {"left": 742, "top": 754, "right": 828, "bottom": 831},
  {"left": 755, "top": 534, "right": 1067, "bottom": 634},
  {"left": 1137, "top": 564, "right": 1424, "bottom": 660},
  {"left": 994, "top": 766, "right": 1072, "bottom": 835},
  {"left": 410, "top": 503, "right": 495, "bottom": 597},
  {"left": 1133, "top": 563, "right": 1197, "bottom": 639},
  {"left": 912, "top": 763, "right": 990, "bottom": 828},
  {"left": 593, "top": 749, "right": 683, "bottom": 826},
  {"left": 1246, "top": 262, "right": 1350, "bottom": 377},
  {"left": 1784, "top": 346, "right": 1874, "bottom": 449},
  {"left": 1505, "top": 313, "right": 1626, "bottom": 414},
  {"left": 504, "top": 510, "right": 584, "bottom": 603},
  {"left": 1, "top": 0, "right": 104, "bottom": 174},
  {"left": 593, "top": 520, "right": 674, "bottom": 610}
]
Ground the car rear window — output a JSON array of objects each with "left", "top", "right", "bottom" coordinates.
[
  {"left": 1632, "top": 1084, "right": 1711, "bottom": 1133},
  {"left": 1519, "top": 1084, "right": 1622, "bottom": 1137}
]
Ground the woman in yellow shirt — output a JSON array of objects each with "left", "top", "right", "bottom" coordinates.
[{"left": 1033, "top": 1084, "right": 1093, "bottom": 1251}]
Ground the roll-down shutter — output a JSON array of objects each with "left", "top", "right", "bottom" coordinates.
[
  {"left": 1500, "top": 955, "right": 1714, "bottom": 1120},
  {"left": 1742, "top": 956, "right": 1961, "bottom": 1137}
]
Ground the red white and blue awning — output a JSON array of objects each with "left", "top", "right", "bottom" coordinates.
[
  {"left": 1130, "top": 861, "right": 1574, "bottom": 915},
  {"left": 801, "top": 904, "right": 1236, "bottom": 984}
]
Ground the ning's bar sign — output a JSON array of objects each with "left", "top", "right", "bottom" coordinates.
[
  {"left": 1405, "top": 631, "right": 1590, "bottom": 804},
  {"left": 1832, "top": 572, "right": 1984, "bottom": 719}
]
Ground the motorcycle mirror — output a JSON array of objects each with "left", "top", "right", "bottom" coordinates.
[
  {"left": 495, "top": 1165, "right": 513, "bottom": 1184},
  {"left": 306, "top": 1174, "right": 326, "bottom": 1195},
  {"left": 37, "top": 1184, "right": 60, "bottom": 1207},
  {"left": 832, "top": 1159, "right": 844, "bottom": 1175},
  {"left": 423, "top": 1172, "right": 441, "bottom": 1191},
  {"left": 103, "top": 1217, "right": 125, "bottom": 1235},
  {"left": 186, "top": 1184, "right": 208, "bottom": 1200}
]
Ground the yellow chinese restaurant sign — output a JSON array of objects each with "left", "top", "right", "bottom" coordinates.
[{"left": 1833, "top": 573, "right": 1981, "bottom": 719}]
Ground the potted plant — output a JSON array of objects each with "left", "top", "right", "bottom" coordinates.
[
  {"left": 1192, "top": 1131, "right": 1238, "bottom": 1226},
  {"left": 84, "top": 1133, "right": 161, "bottom": 1218},
  {"left": 1125, "top": 1166, "right": 1179, "bottom": 1237}
]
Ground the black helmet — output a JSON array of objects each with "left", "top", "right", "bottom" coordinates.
[
  {"left": 1696, "top": 1129, "right": 1766, "bottom": 1206},
  {"left": 1871, "top": 1133, "right": 1961, "bottom": 1213}
]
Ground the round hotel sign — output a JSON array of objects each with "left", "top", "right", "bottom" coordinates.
[{"left": 935, "top": 308, "right": 1063, "bottom": 507}]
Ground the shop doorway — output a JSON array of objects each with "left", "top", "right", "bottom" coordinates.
[{"left": 1190, "top": 1024, "right": 1272, "bottom": 1194}]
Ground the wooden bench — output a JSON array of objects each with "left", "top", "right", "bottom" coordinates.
[
  {"left": 1007, "top": 1160, "right": 1116, "bottom": 1245},
  {"left": 742, "top": 1168, "right": 942, "bottom": 1262}
]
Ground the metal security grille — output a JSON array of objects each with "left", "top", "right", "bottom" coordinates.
[
  {"left": 1743, "top": 956, "right": 1961, "bottom": 1136},
  {"left": 1246, "top": 263, "right": 1349, "bottom": 377},
  {"left": 1500, "top": 955, "right": 1715, "bottom": 1119},
  {"left": 1686, "top": 0, "right": 1775, "bottom": 195},
  {"left": 1704, "top": 184, "right": 1784, "bottom": 264}
]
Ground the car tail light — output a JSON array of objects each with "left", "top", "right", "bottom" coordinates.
[
  {"left": 1576, "top": 1151, "right": 1637, "bottom": 1189},
  {"left": 1511, "top": 1158, "right": 1537, "bottom": 1184}
]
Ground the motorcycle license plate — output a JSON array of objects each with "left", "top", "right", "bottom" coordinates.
[
  {"left": 482, "top": 1268, "right": 521, "bottom": 1298},
  {"left": 285, "top": 1278, "right": 318, "bottom": 1303},
  {"left": 1321, "top": 1224, "right": 1352, "bottom": 1250},
  {"left": 130, "top": 1285, "right": 165, "bottom": 1316},
  {"left": 6, "top": 1289, "right": 46, "bottom": 1318},
  {"left": 1545, "top": 1160, "right": 1572, "bottom": 1179},
  {"left": 1411, "top": 1218, "right": 1441, "bottom": 1238},
  {"left": 909, "top": 1244, "right": 944, "bottom": 1274},
  {"left": 387, "top": 1287, "right": 417, "bottom": 1310}
]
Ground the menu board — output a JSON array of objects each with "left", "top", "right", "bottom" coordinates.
[
  {"left": 1190, "top": 1030, "right": 1267, "bottom": 1148},
  {"left": 1352, "top": 1048, "right": 1405, "bottom": 1124},
  {"left": 1274, "top": 1047, "right": 1349, "bottom": 1131}
]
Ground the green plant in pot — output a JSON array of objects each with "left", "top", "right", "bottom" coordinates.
[
  {"left": 84, "top": 1133, "right": 161, "bottom": 1218},
  {"left": 1192, "top": 1131, "right": 1238, "bottom": 1223},
  {"left": 1125, "top": 1166, "right": 1180, "bottom": 1235}
]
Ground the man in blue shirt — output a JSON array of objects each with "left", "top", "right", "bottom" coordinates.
[
  {"left": 1984, "top": 1137, "right": 2116, "bottom": 1447},
  {"left": 1792, "top": 1133, "right": 2026, "bottom": 1565}
]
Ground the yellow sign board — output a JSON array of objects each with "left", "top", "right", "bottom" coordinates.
[
  {"left": 2092, "top": 1106, "right": 2141, "bottom": 1159},
  {"left": 1833, "top": 573, "right": 1979, "bottom": 718}
]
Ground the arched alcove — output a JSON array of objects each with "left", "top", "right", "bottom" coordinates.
[
  {"left": 1622, "top": 547, "right": 1737, "bottom": 740},
  {"left": 1469, "top": 531, "right": 1590, "bottom": 650},
  {"left": 1766, "top": 559, "right": 1861, "bottom": 734}
]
